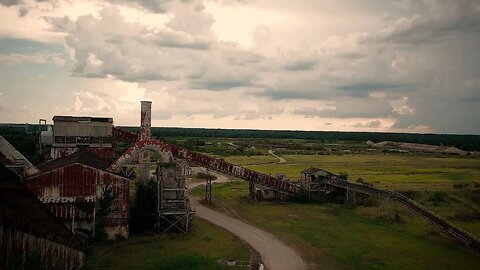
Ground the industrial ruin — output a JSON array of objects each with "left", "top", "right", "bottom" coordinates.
[{"left": 2, "top": 100, "right": 480, "bottom": 269}]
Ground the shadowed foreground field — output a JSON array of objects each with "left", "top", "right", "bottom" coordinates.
[{"left": 81, "top": 219, "right": 251, "bottom": 270}]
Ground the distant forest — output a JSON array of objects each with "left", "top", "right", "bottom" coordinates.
[
  {"left": 132, "top": 127, "right": 480, "bottom": 151},
  {"left": 1, "top": 125, "right": 480, "bottom": 157}
]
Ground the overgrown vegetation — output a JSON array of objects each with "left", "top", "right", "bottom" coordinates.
[
  {"left": 130, "top": 180, "right": 158, "bottom": 234},
  {"left": 81, "top": 219, "right": 251, "bottom": 270},
  {"left": 192, "top": 181, "right": 480, "bottom": 270},
  {"left": 95, "top": 185, "right": 114, "bottom": 243}
]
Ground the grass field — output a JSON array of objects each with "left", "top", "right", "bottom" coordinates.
[
  {"left": 81, "top": 218, "right": 252, "bottom": 270},
  {"left": 190, "top": 152, "right": 480, "bottom": 269},
  {"left": 192, "top": 181, "right": 480, "bottom": 270},
  {"left": 227, "top": 153, "right": 480, "bottom": 234},
  {"left": 225, "top": 153, "right": 480, "bottom": 184}
]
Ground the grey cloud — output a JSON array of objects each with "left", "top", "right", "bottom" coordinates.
[
  {"left": 44, "top": 16, "right": 76, "bottom": 32},
  {"left": 45, "top": 5, "right": 264, "bottom": 90},
  {"left": 18, "top": 6, "right": 28, "bottom": 16},
  {"left": 284, "top": 59, "right": 317, "bottom": 71},
  {"left": 337, "top": 81, "right": 402, "bottom": 97},
  {"left": 368, "top": 0, "right": 480, "bottom": 45},
  {"left": 150, "top": 31, "right": 211, "bottom": 50},
  {"left": 353, "top": 120, "right": 381, "bottom": 128},
  {"left": 107, "top": 0, "right": 174, "bottom": 13},
  {"left": 0, "top": 0, "right": 23, "bottom": 6},
  {"left": 189, "top": 72, "right": 254, "bottom": 90},
  {"left": 292, "top": 98, "right": 393, "bottom": 119},
  {"left": 260, "top": 89, "right": 324, "bottom": 100}
]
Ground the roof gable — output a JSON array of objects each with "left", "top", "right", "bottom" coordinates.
[{"left": 37, "top": 151, "right": 112, "bottom": 172}]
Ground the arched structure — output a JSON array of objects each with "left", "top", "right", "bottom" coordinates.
[
  {"left": 108, "top": 140, "right": 174, "bottom": 174},
  {"left": 109, "top": 139, "right": 300, "bottom": 194}
]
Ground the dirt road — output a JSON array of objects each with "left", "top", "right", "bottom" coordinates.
[
  {"left": 189, "top": 171, "right": 305, "bottom": 270},
  {"left": 192, "top": 200, "right": 305, "bottom": 270},
  {"left": 268, "top": 149, "right": 286, "bottom": 163}
]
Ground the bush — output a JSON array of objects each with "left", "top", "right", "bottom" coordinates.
[
  {"left": 428, "top": 192, "right": 447, "bottom": 203},
  {"left": 356, "top": 178, "right": 365, "bottom": 184},
  {"left": 453, "top": 183, "right": 464, "bottom": 189},
  {"left": 95, "top": 185, "right": 114, "bottom": 243},
  {"left": 399, "top": 190, "right": 421, "bottom": 200},
  {"left": 454, "top": 209, "right": 480, "bottom": 221},
  {"left": 338, "top": 172, "right": 349, "bottom": 180}
]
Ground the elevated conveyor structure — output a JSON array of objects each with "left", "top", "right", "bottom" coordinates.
[
  {"left": 108, "top": 139, "right": 299, "bottom": 194},
  {"left": 320, "top": 176, "right": 480, "bottom": 251},
  {"left": 110, "top": 128, "right": 480, "bottom": 251}
]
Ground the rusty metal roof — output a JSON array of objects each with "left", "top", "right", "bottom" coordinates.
[
  {"left": 0, "top": 163, "right": 86, "bottom": 251},
  {"left": 53, "top": 116, "right": 113, "bottom": 123},
  {"left": 38, "top": 150, "right": 112, "bottom": 172}
]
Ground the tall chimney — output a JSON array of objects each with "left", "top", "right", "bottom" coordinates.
[{"left": 140, "top": 101, "right": 152, "bottom": 140}]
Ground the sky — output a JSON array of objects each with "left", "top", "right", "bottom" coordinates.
[{"left": 0, "top": 0, "right": 479, "bottom": 134}]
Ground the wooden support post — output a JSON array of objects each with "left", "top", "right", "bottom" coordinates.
[
  {"left": 205, "top": 171, "right": 212, "bottom": 204},
  {"left": 249, "top": 181, "right": 256, "bottom": 201}
]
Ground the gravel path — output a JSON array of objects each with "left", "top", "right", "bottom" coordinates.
[
  {"left": 189, "top": 171, "right": 306, "bottom": 270},
  {"left": 192, "top": 200, "right": 305, "bottom": 270}
]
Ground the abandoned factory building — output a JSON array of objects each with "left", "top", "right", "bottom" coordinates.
[
  {"left": 25, "top": 151, "right": 129, "bottom": 239},
  {"left": 42, "top": 116, "right": 114, "bottom": 160}
]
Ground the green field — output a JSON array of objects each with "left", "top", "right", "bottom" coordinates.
[
  {"left": 191, "top": 153, "right": 480, "bottom": 269},
  {"left": 225, "top": 154, "right": 480, "bottom": 184},
  {"left": 192, "top": 181, "right": 480, "bottom": 270},
  {"left": 81, "top": 218, "right": 252, "bottom": 270}
]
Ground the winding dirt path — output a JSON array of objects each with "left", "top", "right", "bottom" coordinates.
[
  {"left": 192, "top": 200, "right": 305, "bottom": 270},
  {"left": 268, "top": 149, "right": 286, "bottom": 163},
  {"left": 188, "top": 171, "right": 306, "bottom": 270}
]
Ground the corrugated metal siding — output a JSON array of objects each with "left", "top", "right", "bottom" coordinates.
[
  {"left": 53, "top": 122, "right": 113, "bottom": 137},
  {"left": 87, "top": 147, "right": 114, "bottom": 160},
  {"left": 25, "top": 164, "right": 129, "bottom": 231}
]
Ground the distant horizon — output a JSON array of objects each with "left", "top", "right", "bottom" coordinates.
[{"left": 2, "top": 122, "right": 480, "bottom": 137}]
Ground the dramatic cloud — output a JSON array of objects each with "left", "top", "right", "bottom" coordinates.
[{"left": 0, "top": 0, "right": 479, "bottom": 133}]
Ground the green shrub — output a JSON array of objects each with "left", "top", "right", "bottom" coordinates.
[
  {"left": 453, "top": 183, "right": 464, "bottom": 189},
  {"left": 428, "top": 192, "right": 447, "bottom": 203},
  {"left": 95, "top": 185, "right": 114, "bottom": 243},
  {"left": 338, "top": 172, "right": 349, "bottom": 180},
  {"left": 454, "top": 209, "right": 480, "bottom": 221},
  {"left": 130, "top": 180, "right": 158, "bottom": 234}
]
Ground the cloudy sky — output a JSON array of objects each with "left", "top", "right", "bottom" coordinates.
[{"left": 0, "top": 0, "right": 479, "bottom": 134}]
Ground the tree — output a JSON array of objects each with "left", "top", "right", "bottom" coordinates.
[
  {"left": 130, "top": 180, "right": 158, "bottom": 234},
  {"left": 95, "top": 185, "right": 114, "bottom": 242}
]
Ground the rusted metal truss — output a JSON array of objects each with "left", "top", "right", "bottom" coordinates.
[
  {"left": 109, "top": 139, "right": 300, "bottom": 194},
  {"left": 109, "top": 129, "right": 480, "bottom": 251},
  {"left": 112, "top": 127, "right": 140, "bottom": 142}
]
